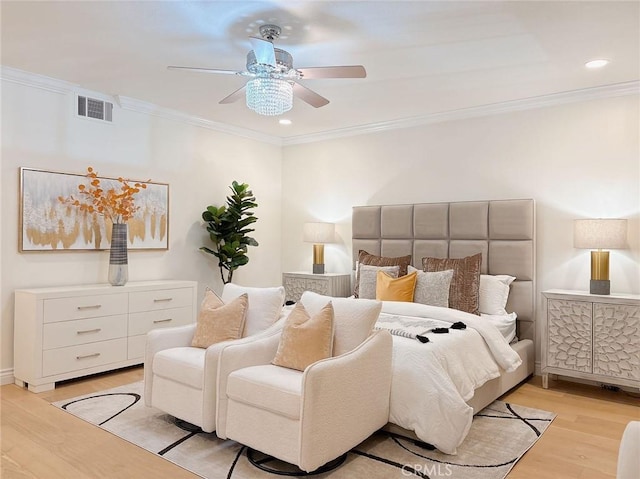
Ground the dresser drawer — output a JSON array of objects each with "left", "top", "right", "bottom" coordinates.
[
  {"left": 43, "top": 315, "right": 128, "bottom": 350},
  {"left": 129, "top": 288, "right": 193, "bottom": 313},
  {"left": 43, "top": 293, "right": 128, "bottom": 323},
  {"left": 128, "top": 306, "right": 193, "bottom": 336},
  {"left": 128, "top": 335, "right": 147, "bottom": 360},
  {"left": 42, "top": 338, "right": 128, "bottom": 377}
]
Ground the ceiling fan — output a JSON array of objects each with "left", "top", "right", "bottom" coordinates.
[{"left": 167, "top": 24, "right": 366, "bottom": 116}]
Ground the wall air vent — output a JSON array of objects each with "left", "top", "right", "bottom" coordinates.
[{"left": 77, "top": 95, "right": 113, "bottom": 122}]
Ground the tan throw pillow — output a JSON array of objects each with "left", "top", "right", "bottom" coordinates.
[
  {"left": 354, "top": 250, "right": 412, "bottom": 298},
  {"left": 376, "top": 270, "right": 417, "bottom": 302},
  {"left": 422, "top": 253, "right": 482, "bottom": 315},
  {"left": 300, "top": 292, "right": 381, "bottom": 356},
  {"left": 191, "top": 292, "right": 248, "bottom": 348},
  {"left": 272, "top": 302, "right": 334, "bottom": 371}
]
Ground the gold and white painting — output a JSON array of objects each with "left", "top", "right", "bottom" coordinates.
[{"left": 20, "top": 167, "right": 169, "bottom": 251}]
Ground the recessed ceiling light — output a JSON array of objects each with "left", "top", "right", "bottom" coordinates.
[
  {"left": 585, "top": 59, "right": 609, "bottom": 69},
  {"left": 279, "top": 119, "right": 292, "bottom": 125}
]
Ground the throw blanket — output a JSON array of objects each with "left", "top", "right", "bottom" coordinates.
[{"left": 377, "top": 301, "right": 522, "bottom": 454}]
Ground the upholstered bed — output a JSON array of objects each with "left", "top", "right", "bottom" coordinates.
[{"left": 352, "top": 199, "right": 536, "bottom": 451}]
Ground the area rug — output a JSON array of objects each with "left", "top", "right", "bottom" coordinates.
[{"left": 53, "top": 382, "right": 555, "bottom": 479}]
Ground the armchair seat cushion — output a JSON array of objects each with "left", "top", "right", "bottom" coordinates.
[
  {"left": 227, "top": 365, "right": 303, "bottom": 420},
  {"left": 153, "top": 347, "right": 206, "bottom": 390}
]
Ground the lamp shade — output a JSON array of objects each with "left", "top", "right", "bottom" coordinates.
[
  {"left": 574, "top": 219, "right": 628, "bottom": 249},
  {"left": 303, "top": 222, "right": 335, "bottom": 244}
]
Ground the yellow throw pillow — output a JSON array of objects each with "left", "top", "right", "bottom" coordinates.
[
  {"left": 191, "top": 292, "right": 248, "bottom": 348},
  {"left": 376, "top": 270, "right": 417, "bottom": 302},
  {"left": 272, "top": 302, "right": 334, "bottom": 372}
]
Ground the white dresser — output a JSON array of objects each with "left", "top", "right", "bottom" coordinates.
[
  {"left": 282, "top": 272, "right": 352, "bottom": 303},
  {"left": 14, "top": 280, "right": 197, "bottom": 392},
  {"left": 541, "top": 289, "right": 640, "bottom": 391}
]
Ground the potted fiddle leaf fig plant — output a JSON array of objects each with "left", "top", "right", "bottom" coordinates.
[{"left": 201, "top": 181, "right": 258, "bottom": 284}]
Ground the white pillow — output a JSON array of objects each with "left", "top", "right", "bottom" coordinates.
[
  {"left": 408, "top": 265, "right": 453, "bottom": 308},
  {"left": 479, "top": 274, "right": 516, "bottom": 315},
  {"left": 481, "top": 312, "right": 517, "bottom": 343},
  {"left": 300, "top": 291, "right": 382, "bottom": 356},
  {"left": 221, "top": 283, "right": 285, "bottom": 337},
  {"left": 357, "top": 264, "right": 400, "bottom": 300}
]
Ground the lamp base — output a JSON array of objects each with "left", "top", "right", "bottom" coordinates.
[
  {"left": 590, "top": 279, "right": 610, "bottom": 295},
  {"left": 313, "top": 263, "right": 325, "bottom": 274}
]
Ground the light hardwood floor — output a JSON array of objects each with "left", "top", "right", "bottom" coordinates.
[{"left": 2, "top": 368, "right": 638, "bottom": 478}]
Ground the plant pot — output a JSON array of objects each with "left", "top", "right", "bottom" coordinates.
[{"left": 109, "top": 223, "right": 129, "bottom": 286}]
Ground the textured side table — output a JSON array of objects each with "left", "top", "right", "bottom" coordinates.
[
  {"left": 282, "top": 272, "right": 351, "bottom": 303},
  {"left": 541, "top": 289, "right": 639, "bottom": 391}
]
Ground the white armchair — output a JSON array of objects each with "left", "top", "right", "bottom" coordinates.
[
  {"left": 216, "top": 292, "right": 393, "bottom": 473},
  {"left": 144, "top": 284, "right": 285, "bottom": 433},
  {"left": 617, "top": 421, "right": 640, "bottom": 479}
]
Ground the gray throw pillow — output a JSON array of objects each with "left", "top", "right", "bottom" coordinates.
[
  {"left": 358, "top": 264, "right": 400, "bottom": 299},
  {"left": 409, "top": 266, "right": 454, "bottom": 308}
]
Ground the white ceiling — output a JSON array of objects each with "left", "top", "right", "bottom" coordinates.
[{"left": 1, "top": 1, "right": 638, "bottom": 139}]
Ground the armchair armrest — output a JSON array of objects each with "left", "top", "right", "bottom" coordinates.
[
  {"left": 144, "top": 323, "right": 196, "bottom": 406},
  {"left": 215, "top": 320, "right": 284, "bottom": 438},
  {"left": 298, "top": 329, "right": 393, "bottom": 470}
]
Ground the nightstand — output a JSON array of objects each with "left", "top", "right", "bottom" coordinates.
[
  {"left": 541, "top": 289, "right": 639, "bottom": 391},
  {"left": 282, "top": 272, "right": 352, "bottom": 303}
]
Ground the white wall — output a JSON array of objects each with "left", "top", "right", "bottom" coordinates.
[
  {"left": 2, "top": 72, "right": 638, "bottom": 378},
  {"left": 1, "top": 78, "right": 282, "bottom": 373},
  {"left": 281, "top": 94, "right": 640, "bottom": 359}
]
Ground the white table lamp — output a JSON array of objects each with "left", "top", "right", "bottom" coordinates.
[
  {"left": 574, "top": 218, "right": 627, "bottom": 295},
  {"left": 303, "top": 222, "right": 335, "bottom": 274}
]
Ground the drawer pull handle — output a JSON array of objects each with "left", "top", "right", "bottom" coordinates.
[
  {"left": 153, "top": 298, "right": 173, "bottom": 303},
  {"left": 76, "top": 353, "right": 101, "bottom": 360},
  {"left": 77, "top": 328, "right": 102, "bottom": 335},
  {"left": 77, "top": 305, "right": 102, "bottom": 310},
  {"left": 153, "top": 318, "right": 173, "bottom": 324}
]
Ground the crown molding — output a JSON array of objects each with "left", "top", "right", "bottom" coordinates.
[
  {"left": 281, "top": 81, "right": 640, "bottom": 146},
  {"left": 0, "top": 66, "right": 282, "bottom": 146},
  {"left": 3, "top": 66, "right": 637, "bottom": 148},
  {"left": 115, "top": 96, "right": 282, "bottom": 146},
  {"left": 0, "top": 66, "right": 75, "bottom": 94}
]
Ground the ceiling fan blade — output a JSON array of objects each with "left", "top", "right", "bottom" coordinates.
[
  {"left": 219, "top": 85, "right": 246, "bottom": 104},
  {"left": 292, "top": 82, "right": 330, "bottom": 108},
  {"left": 167, "top": 66, "right": 241, "bottom": 75},
  {"left": 249, "top": 37, "right": 276, "bottom": 67},
  {"left": 297, "top": 65, "right": 366, "bottom": 79}
]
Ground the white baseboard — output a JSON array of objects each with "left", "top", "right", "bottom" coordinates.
[{"left": 1, "top": 368, "right": 15, "bottom": 386}]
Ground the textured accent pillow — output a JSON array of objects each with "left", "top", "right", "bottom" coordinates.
[
  {"left": 191, "top": 292, "right": 248, "bottom": 348},
  {"left": 354, "top": 250, "right": 412, "bottom": 297},
  {"left": 376, "top": 270, "right": 417, "bottom": 302},
  {"left": 358, "top": 264, "right": 400, "bottom": 299},
  {"left": 408, "top": 265, "right": 454, "bottom": 308},
  {"left": 300, "top": 291, "right": 382, "bottom": 356},
  {"left": 479, "top": 274, "right": 516, "bottom": 315},
  {"left": 422, "top": 253, "right": 482, "bottom": 315},
  {"left": 221, "top": 283, "right": 285, "bottom": 337},
  {"left": 272, "top": 302, "right": 334, "bottom": 371}
]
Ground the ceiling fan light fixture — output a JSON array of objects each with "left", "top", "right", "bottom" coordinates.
[{"left": 246, "top": 77, "right": 293, "bottom": 116}]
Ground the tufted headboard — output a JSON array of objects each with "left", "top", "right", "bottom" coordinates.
[{"left": 352, "top": 199, "right": 535, "bottom": 341}]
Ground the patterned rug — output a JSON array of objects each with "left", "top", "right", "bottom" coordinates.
[{"left": 53, "top": 382, "right": 555, "bottom": 479}]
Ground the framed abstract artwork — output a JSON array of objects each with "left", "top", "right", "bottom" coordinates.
[{"left": 19, "top": 167, "right": 169, "bottom": 251}]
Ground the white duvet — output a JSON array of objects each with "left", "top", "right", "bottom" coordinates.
[{"left": 376, "top": 301, "right": 522, "bottom": 454}]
